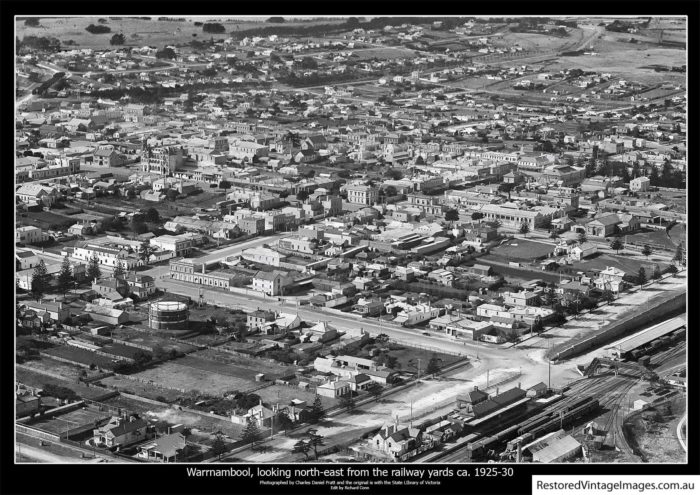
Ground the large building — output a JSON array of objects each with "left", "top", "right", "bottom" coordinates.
[
  {"left": 142, "top": 146, "right": 185, "bottom": 175},
  {"left": 346, "top": 184, "right": 379, "bottom": 205}
]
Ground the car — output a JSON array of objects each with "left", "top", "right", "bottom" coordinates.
[{"left": 422, "top": 332, "right": 431, "bottom": 336}]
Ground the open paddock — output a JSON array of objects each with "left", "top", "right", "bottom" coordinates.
[
  {"left": 16, "top": 368, "right": 114, "bottom": 401},
  {"left": 41, "top": 346, "right": 120, "bottom": 370},
  {"left": 489, "top": 238, "right": 555, "bottom": 261},
  {"left": 27, "top": 356, "right": 105, "bottom": 382},
  {"left": 193, "top": 348, "right": 298, "bottom": 377},
  {"left": 98, "top": 375, "right": 183, "bottom": 403},
  {"left": 131, "top": 360, "right": 255, "bottom": 396}
]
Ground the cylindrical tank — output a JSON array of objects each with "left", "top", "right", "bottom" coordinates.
[{"left": 148, "top": 301, "right": 189, "bottom": 330}]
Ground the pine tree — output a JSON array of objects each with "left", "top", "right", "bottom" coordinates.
[
  {"left": 86, "top": 252, "right": 101, "bottom": 281},
  {"left": 31, "top": 259, "right": 50, "bottom": 301},
  {"left": 609, "top": 238, "right": 623, "bottom": 254},
  {"left": 210, "top": 435, "right": 227, "bottom": 460},
  {"left": 240, "top": 416, "right": 263, "bottom": 448},
  {"left": 113, "top": 259, "right": 125, "bottom": 279},
  {"left": 138, "top": 241, "right": 154, "bottom": 265},
  {"left": 637, "top": 267, "right": 647, "bottom": 288},
  {"left": 292, "top": 439, "right": 310, "bottom": 460},
  {"left": 56, "top": 255, "right": 74, "bottom": 295},
  {"left": 425, "top": 354, "right": 441, "bottom": 375},
  {"left": 672, "top": 244, "right": 684, "bottom": 265},
  {"left": 309, "top": 395, "right": 325, "bottom": 424},
  {"left": 307, "top": 429, "right": 325, "bottom": 460}
]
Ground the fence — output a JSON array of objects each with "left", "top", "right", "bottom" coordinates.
[
  {"left": 550, "top": 290, "right": 686, "bottom": 361},
  {"left": 16, "top": 424, "right": 61, "bottom": 442}
]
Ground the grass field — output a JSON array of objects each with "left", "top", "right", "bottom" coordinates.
[
  {"left": 17, "top": 17, "right": 349, "bottom": 51},
  {"left": 570, "top": 252, "right": 667, "bottom": 275},
  {"left": 27, "top": 356, "right": 105, "bottom": 382},
  {"left": 98, "top": 374, "right": 182, "bottom": 402},
  {"left": 16, "top": 367, "right": 114, "bottom": 401},
  {"left": 132, "top": 360, "right": 254, "bottom": 396},
  {"left": 490, "top": 238, "right": 555, "bottom": 261},
  {"left": 42, "top": 345, "right": 120, "bottom": 370}
]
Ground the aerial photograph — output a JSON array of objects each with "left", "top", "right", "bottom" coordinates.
[{"left": 14, "top": 15, "right": 686, "bottom": 465}]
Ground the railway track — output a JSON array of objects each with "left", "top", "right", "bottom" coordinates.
[{"left": 432, "top": 373, "right": 641, "bottom": 463}]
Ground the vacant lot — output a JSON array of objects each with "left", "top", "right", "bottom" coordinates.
[
  {"left": 193, "top": 348, "right": 298, "bottom": 377},
  {"left": 570, "top": 252, "right": 668, "bottom": 275},
  {"left": 24, "top": 356, "right": 105, "bottom": 382},
  {"left": 350, "top": 47, "right": 419, "bottom": 60},
  {"left": 42, "top": 346, "right": 121, "bottom": 371},
  {"left": 98, "top": 374, "right": 182, "bottom": 402},
  {"left": 19, "top": 211, "right": 75, "bottom": 230},
  {"left": 16, "top": 367, "right": 113, "bottom": 401},
  {"left": 489, "top": 238, "right": 554, "bottom": 261},
  {"left": 132, "top": 360, "right": 253, "bottom": 396}
]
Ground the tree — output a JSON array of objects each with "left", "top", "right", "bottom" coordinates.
[
  {"left": 601, "top": 289, "right": 615, "bottom": 304},
  {"left": 577, "top": 231, "right": 588, "bottom": 245},
  {"left": 210, "top": 435, "right": 227, "bottom": 460},
  {"left": 144, "top": 207, "right": 160, "bottom": 223},
  {"left": 275, "top": 411, "right": 294, "bottom": 434},
  {"left": 56, "top": 255, "right": 74, "bottom": 295},
  {"left": 24, "top": 18, "right": 40, "bottom": 27},
  {"left": 651, "top": 265, "right": 661, "bottom": 280},
  {"left": 219, "top": 180, "right": 232, "bottom": 191},
  {"left": 296, "top": 190, "right": 309, "bottom": 202},
  {"left": 637, "top": 267, "right": 647, "bottom": 288},
  {"left": 202, "top": 22, "right": 226, "bottom": 34},
  {"left": 241, "top": 417, "right": 263, "bottom": 448},
  {"left": 292, "top": 439, "right": 311, "bottom": 460},
  {"left": 609, "top": 238, "right": 624, "bottom": 254},
  {"left": 641, "top": 244, "right": 653, "bottom": 260},
  {"left": 672, "top": 244, "right": 685, "bottom": 265},
  {"left": 156, "top": 47, "right": 176, "bottom": 59},
  {"left": 133, "top": 350, "right": 152, "bottom": 368},
  {"left": 444, "top": 208, "right": 460, "bottom": 224},
  {"left": 519, "top": 222, "right": 530, "bottom": 237},
  {"left": 307, "top": 429, "right": 325, "bottom": 460},
  {"left": 131, "top": 219, "right": 148, "bottom": 234},
  {"left": 87, "top": 252, "right": 101, "bottom": 281},
  {"left": 383, "top": 185, "right": 397, "bottom": 197},
  {"left": 110, "top": 33, "right": 126, "bottom": 45},
  {"left": 339, "top": 394, "right": 356, "bottom": 411},
  {"left": 549, "top": 230, "right": 559, "bottom": 240},
  {"left": 308, "top": 395, "right": 325, "bottom": 424},
  {"left": 113, "top": 259, "right": 125, "bottom": 279},
  {"left": 367, "top": 382, "right": 383, "bottom": 399},
  {"left": 166, "top": 189, "right": 178, "bottom": 201},
  {"left": 425, "top": 354, "right": 441, "bottom": 375},
  {"left": 667, "top": 264, "right": 678, "bottom": 275},
  {"left": 31, "top": 260, "right": 50, "bottom": 301},
  {"left": 471, "top": 212, "right": 484, "bottom": 221},
  {"left": 85, "top": 24, "right": 111, "bottom": 34},
  {"left": 138, "top": 241, "right": 155, "bottom": 265},
  {"left": 300, "top": 56, "right": 318, "bottom": 70}
]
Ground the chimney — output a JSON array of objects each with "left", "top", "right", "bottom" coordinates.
[{"left": 201, "top": 264, "right": 205, "bottom": 274}]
